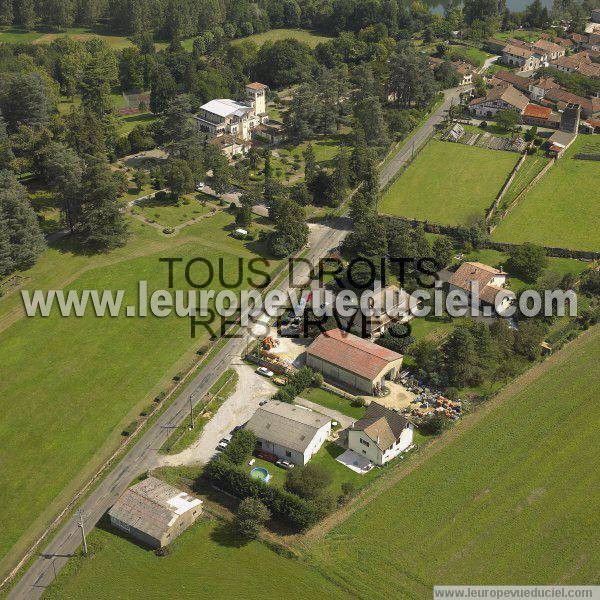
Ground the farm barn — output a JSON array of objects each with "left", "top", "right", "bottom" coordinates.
[{"left": 306, "top": 329, "right": 404, "bottom": 395}]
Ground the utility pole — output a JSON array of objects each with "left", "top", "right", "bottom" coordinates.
[
  {"left": 189, "top": 394, "right": 194, "bottom": 429},
  {"left": 77, "top": 510, "right": 88, "bottom": 556}
]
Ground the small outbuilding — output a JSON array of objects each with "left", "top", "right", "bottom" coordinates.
[
  {"left": 108, "top": 477, "right": 202, "bottom": 548},
  {"left": 306, "top": 328, "right": 404, "bottom": 395}
]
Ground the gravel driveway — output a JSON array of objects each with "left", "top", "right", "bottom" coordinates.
[{"left": 158, "top": 363, "right": 276, "bottom": 467}]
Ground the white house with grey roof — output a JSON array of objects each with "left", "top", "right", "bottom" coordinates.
[
  {"left": 193, "top": 82, "right": 269, "bottom": 144},
  {"left": 108, "top": 477, "right": 202, "bottom": 548},
  {"left": 246, "top": 401, "right": 331, "bottom": 466}
]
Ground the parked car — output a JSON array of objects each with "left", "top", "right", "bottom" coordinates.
[
  {"left": 196, "top": 182, "right": 205, "bottom": 191},
  {"left": 273, "top": 376, "right": 287, "bottom": 386},
  {"left": 216, "top": 437, "right": 230, "bottom": 451},
  {"left": 258, "top": 399, "right": 268, "bottom": 406},
  {"left": 256, "top": 367, "right": 274, "bottom": 378},
  {"left": 275, "top": 459, "right": 294, "bottom": 470},
  {"left": 230, "top": 424, "right": 244, "bottom": 435}
]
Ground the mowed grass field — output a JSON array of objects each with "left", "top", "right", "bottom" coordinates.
[
  {"left": 232, "top": 28, "right": 331, "bottom": 48},
  {"left": 44, "top": 327, "right": 600, "bottom": 598},
  {"left": 492, "top": 136, "right": 600, "bottom": 251},
  {"left": 379, "top": 140, "right": 519, "bottom": 225},
  {"left": 0, "top": 212, "right": 280, "bottom": 572},
  {"left": 309, "top": 326, "right": 600, "bottom": 597},
  {"left": 0, "top": 27, "right": 134, "bottom": 48},
  {"left": 44, "top": 521, "right": 348, "bottom": 600}
]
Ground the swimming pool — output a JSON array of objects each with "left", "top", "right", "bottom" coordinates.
[{"left": 249, "top": 467, "right": 271, "bottom": 483}]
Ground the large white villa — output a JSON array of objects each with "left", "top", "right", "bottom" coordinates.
[{"left": 193, "top": 82, "right": 269, "bottom": 156}]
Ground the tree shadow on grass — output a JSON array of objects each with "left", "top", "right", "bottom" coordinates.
[
  {"left": 209, "top": 521, "right": 248, "bottom": 548},
  {"left": 47, "top": 232, "right": 100, "bottom": 257}
]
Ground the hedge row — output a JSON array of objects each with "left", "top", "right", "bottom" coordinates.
[{"left": 203, "top": 458, "right": 326, "bottom": 531}]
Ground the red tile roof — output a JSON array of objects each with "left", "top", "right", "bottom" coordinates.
[
  {"left": 246, "top": 82, "right": 268, "bottom": 90},
  {"left": 306, "top": 329, "right": 403, "bottom": 380},
  {"left": 523, "top": 103, "right": 552, "bottom": 119}
]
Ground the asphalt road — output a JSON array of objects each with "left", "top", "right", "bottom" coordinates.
[{"left": 8, "top": 91, "right": 459, "bottom": 600}]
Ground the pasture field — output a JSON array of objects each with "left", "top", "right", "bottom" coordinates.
[
  {"left": 232, "top": 28, "right": 331, "bottom": 48},
  {"left": 0, "top": 212, "right": 280, "bottom": 573},
  {"left": 492, "top": 136, "right": 600, "bottom": 251},
  {"left": 497, "top": 154, "right": 550, "bottom": 210},
  {"left": 378, "top": 140, "right": 519, "bottom": 226},
  {"left": 309, "top": 326, "right": 600, "bottom": 596}
]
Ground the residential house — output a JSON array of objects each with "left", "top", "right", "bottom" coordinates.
[
  {"left": 339, "top": 284, "right": 411, "bottom": 338},
  {"left": 306, "top": 328, "right": 404, "bottom": 395},
  {"left": 529, "top": 76, "right": 561, "bottom": 101},
  {"left": 532, "top": 38, "right": 566, "bottom": 61},
  {"left": 246, "top": 401, "right": 331, "bottom": 466},
  {"left": 468, "top": 84, "right": 530, "bottom": 117},
  {"left": 347, "top": 402, "right": 414, "bottom": 466},
  {"left": 108, "top": 477, "right": 202, "bottom": 549},
  {"left": 522, "top": 103, "right": 560, "bottom": 128},
  {"left": 550, "top": 52, "right": 600, "bottom": 78},
  {"left": 428, "top": 57, "right": 475, "bottom": 85},
  {"left": 542, "top": 88, "right": 599, "bottom": 118},
  {"left": 490, "top": 69, "right": 531, "bottom": 93},
  {"left": 502, "top": 43, "right": 541, "bottom": 71},
  {"left": 193, "top": 82, "right": 269, "bottom": 155},
  {"left": 447, "top": 261, "right": 515, "bottom": 315}
]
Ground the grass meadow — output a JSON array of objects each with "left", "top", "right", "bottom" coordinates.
[
  {"left": 44, "top": 327, "right": 600, "bottom": 598},
  {"left": 378, "top": 140, "right": 519, "bottom": 226},
  {"left": 492, "top": 136, "right": 600, "bottom": 251},
  {"left": 0, "top": 211, "right": 280, "bottom": 573}
]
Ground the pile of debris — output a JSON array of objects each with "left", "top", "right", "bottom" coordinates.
[{"left": 398, "top": 370, "right": 462, "bottom": 420}]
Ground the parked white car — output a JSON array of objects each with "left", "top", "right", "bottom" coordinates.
[
  {"left": 216, "top": 437, "right": 230, "bottom": 451},
  {"left": 256, "top": 367, "right": 274, "bottom": 378}
]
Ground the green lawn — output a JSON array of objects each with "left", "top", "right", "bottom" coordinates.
[
  {"left": 310, "top": 326, "right": 600, "bottom": 595},
  {"left": 44, "top": 521, "right": 347, "bottom": 600},
  {"left": 133, "top": 194, "right": 218, "bottom": 228},
  {"left": 232, "top": 28, "right": 332, "bottom": 49},
  {"left": 117, "top": 112, "right": 157, "bottom": 135},
  {"left": 447, "top": 44, "right": 492, "bottom": 68},
  {"left": 492, "top": 136, "right": 600, "bottom": 251},
  {"left": 300, "top": 387, "right": 366, "bottom": 419},
  {"left": 0, "top": 211, "right": 280, "bottom": 572},
  {"left": 379, "top": 140, "right": 519, "bottom": 226},
  {"left": 0, "top": 26, "right": 43, "bottom": 43}
]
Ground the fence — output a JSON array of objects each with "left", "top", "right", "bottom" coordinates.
[{"left": 485, "top": 152, "right": 528, "bottom": 225}]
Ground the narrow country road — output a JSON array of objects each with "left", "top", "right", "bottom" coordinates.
[{"left": 7, "top": 89, "right": 460, "bottom": 600}]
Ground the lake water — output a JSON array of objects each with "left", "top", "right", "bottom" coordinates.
[{"left": 427, "top": 0, "right": 552, "bottom": 15}]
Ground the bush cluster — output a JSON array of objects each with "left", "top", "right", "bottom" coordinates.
[
  {"left": 273, "top": 367, "right": 320, "bottom": 403},
  {"left": 203, "top": 458, "right": 327, "bottom": 531}
]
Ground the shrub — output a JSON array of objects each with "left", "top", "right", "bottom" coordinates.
[
  {"left": 351, "top": 396, "right": 366, "bottom": 408},
  {"left": 222, "top": 429, "right": 256, "bottom": 465},
  {"left": 154, "top": 546, "right": 170, "bottom": 557},
  {"left": 121, "top": 420, "right": 139, "bottom": 436},
  {"left": 234, "top": 498, "right": 271, "bottom": 540},
  {"left": 284, "top": 464, "right": 333, "bottom": 500},
  {"left": 311, "top": 372, "right": 324, "bottom": 387},
  {"left": 154, "top": 391, "right": 167, "bottom": 403},
  {"left": 419, "top": 413, "right": 451, "bottom": 436}
]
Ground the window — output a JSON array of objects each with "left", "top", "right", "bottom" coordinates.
[
  {"left": 285, "top": 451, "right": 292, "bottom": 458},
  {"left": 256, "top": 440, "right": 262, "bottom": 447},
  {"left": 359, "top": 438, "right": 370, "bottom": 447}
]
